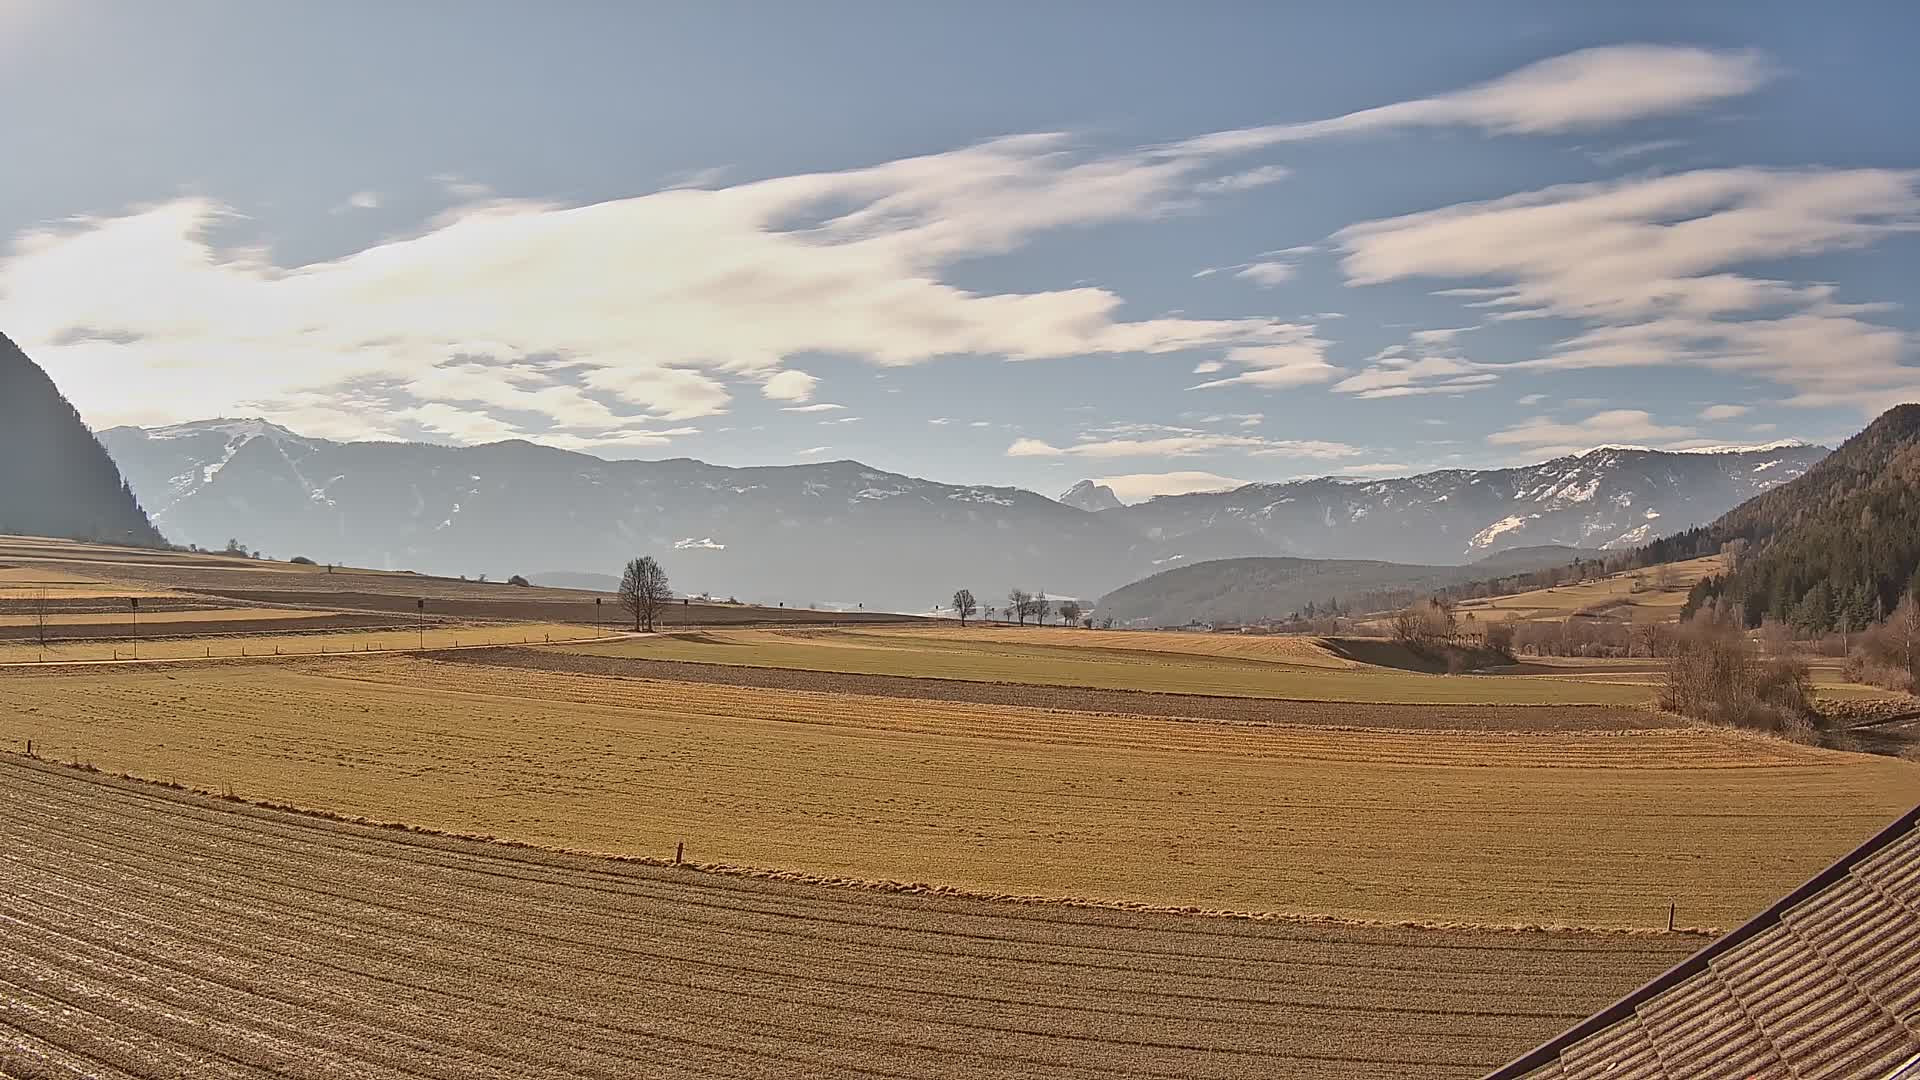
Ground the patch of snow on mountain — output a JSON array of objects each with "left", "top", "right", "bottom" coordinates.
[
  {"left": 950, "top": 490, "right": 1014, "bottom": 506},
  {"left": 1753, "top": 460, "right": 1780, "bottom": 472},
  {"left": 1471, "top": 514, "right": 1533, "bottom": 549},
  {"left": 1610, "top": 523, "right": 1656, "bottom": 545}
]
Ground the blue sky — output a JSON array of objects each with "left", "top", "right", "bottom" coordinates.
[{"left": 3, "top": 1, "right": 1917, "bottom": 501}]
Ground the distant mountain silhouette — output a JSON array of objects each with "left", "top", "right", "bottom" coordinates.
[
  {"left": 0, "top": 333, "right": 164, "bottom": 546},
  {"left": 99, "top": 418, "right": 1827, "bottom": 612},
  {"left": 1059, "top": 480, "right": 1123, "bottom": 513}
]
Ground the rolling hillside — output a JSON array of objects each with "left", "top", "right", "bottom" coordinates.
[{"left": 1093, "top": 546, "right": 1597, "bottom": 627}]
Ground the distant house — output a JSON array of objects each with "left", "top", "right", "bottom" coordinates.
[{"left": 1489, "top": 804, "right": 1920, "bottom": 1078}]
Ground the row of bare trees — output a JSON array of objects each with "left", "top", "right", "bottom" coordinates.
[{"left": 949, "top": 588, "right": 1086, "bottom": 627}]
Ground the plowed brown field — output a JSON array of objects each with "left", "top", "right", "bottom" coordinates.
[
  {"left": 5, "top": 656, "right": 1914, "bottom": 928},
  {"left": 0, "top": 757, "right": 1695, "bottom": 1079}
]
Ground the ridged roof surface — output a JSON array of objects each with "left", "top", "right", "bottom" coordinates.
[{"left": 1493, "top": 807, "right": 1920, "bottom": 1079}]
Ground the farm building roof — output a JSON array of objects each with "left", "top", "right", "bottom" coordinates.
[{"left": 1488, "top": 803, "right": 1920, "bottom": 1079}]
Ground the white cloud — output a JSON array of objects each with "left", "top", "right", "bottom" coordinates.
[
  {"left": 1487, "top": 409, "right": 1698, "bottom": 457},
  {"left": 761, "top": 369, "right": 820, "bottom": 403},
  {"left": 4, "top": 131, "right": 1314, "bottom": 441},
  {"left": 1234, "top": 261, "right": 1295, "bottom": 287},
  {"left": 781, "top": 402, "right": 845, "bottom": 413},
  {"left": 928, "top": 417, "right": 952, "bottom": 425},
  {"left": 1699, "top": 403, "right": 1750, "bottom": 421},
  {"left": 1516, "top": 392, "right": 1547, "bottom": 406},
  {"left": 1090, "top": 471, "right": 1247, "bottom": 501},
  {"left": 0, "top": 44, "right": 1791, "bottom": 448},
  {"left": 1170, "top": 46, "right": 1769, "bottom": 155},
  {"left": 794, "top": 445, "right": 830, "bottom": 456}
]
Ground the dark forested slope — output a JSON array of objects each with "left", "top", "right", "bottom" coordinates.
[
  {"left": 0, "top": 333, "right": 164, "bottom": 546},
  {"left": 1677, "top": 404, "right": 1920, "bottom": 629}
]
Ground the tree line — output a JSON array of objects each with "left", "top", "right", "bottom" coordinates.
[{"left": 949, "top": 588, "right": 1093, "bottom": 628}]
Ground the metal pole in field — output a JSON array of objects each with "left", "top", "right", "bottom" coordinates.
[
  {"left": 129, "top": 597, "right": 139, "bottom": 659},
  {"left": 595, "top": 596, "right": 602, "bottom": 634},
  {"left": 417, "top": 597, "right": 426, "bottom": 650}
]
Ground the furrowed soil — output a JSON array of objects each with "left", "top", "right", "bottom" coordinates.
[
  {"left": 556, "top": 628, "right": 1653, "bottom": 705},
  {"left": 5, "top": 655, "right": 1914, "bottom": 929},
  {"left": 0, "top": 623, "right": 602, "bottom": 663},
  {"left": 0, "top": 758, "right": 1696, "bottom": 1080}
]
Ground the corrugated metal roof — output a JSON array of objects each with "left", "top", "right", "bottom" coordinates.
[{"left": 1488, "top": 806, "right": 1920, "bottom": 1080}]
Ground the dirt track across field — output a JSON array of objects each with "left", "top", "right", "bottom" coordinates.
[
  {"left": 0, "top": 756, "right": 1694, "bottom": 1080},
  {"left": 449, "top": 646, "right": 1673, "bottom": 730}
]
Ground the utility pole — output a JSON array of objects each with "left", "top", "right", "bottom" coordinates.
[
  {"left": 129, "top": 596, "right": 139, "bottom": 659},
  {"left": 595, "top": 596, "right": 602, "bottom": 634},
  {"left": 416, "top": 597, "right": 426, "bottom": 650}
]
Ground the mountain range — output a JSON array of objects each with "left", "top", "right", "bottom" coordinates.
[
  {"left": 0, "top": 333, "right": 162, "bottom": 547},
  {"left": 96, "top": 416, "right": 1827, "bottom": 612}
]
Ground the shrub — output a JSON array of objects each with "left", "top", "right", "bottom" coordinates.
[
  {"left": 507, "top": 575, "right": 531, "bottom": 587},
  {"left": 1659, "top": 620, "right": 1816, "bottom": 733},
  {"left": 289, "top": 555, "right": 316, "bottom": 565},
  {"left": 1482, "top": 621, "right": 1515, "bottom": 656}
]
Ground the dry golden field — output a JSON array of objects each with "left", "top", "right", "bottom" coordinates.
[
  {"left": 1455, "top": 554, "right": 1727, "bottom": 625},
  {"left": 6, "top": 655, "right": 1914, "bottom": 930},
  {"left": 558, "top": 627, "right": 1656, "bottom": 705},
  {"left": 0, "top": 757, "right": 1699, "bottom": 1080}
]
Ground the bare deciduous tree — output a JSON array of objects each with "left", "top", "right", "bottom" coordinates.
[
  {"left": 1031, "top": 589, "right": 1049, "bottom": 626},
  {"left": 1008, "top": 588, "right": 1030, "bottom": 627},
  {"left": 1056, "top": 600, "right": 1083, "bottom": 627},
  {"left": 619, "top": 556, "right": 672, "bottom": 632},
  {"left": 952, "top": 589, "right": 977, "bottom": 627}
]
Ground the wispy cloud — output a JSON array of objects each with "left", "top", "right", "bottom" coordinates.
[
  {"left": 1169, "top": 46, "right": 1770, "bottom": 154},
  {"left": 1487, "top": 409, "right": 1698, "bottom": 458},
  {"left": 1090, "top": 471, "right": 1246, "bottom": 501},
  {"left": 1234, "top": 261, "right": 1295, "bottom": 287},
  {"left": 1584, "top": 138, "right": 1687, "bottom": 167},
  {"left": 781, "top": 402, "right": 845, "bottom": 413},
  {"left": 0, "top": 43, "right": 1788, "bottom": 447},
  {"left": 1335, "top": 167, "right": 1920, "bottom": 412},
  {"left": 1699, "top": 403, "right": 1750, "bottom": 420},
  {"left": 1187, "top": 331, "right": 1342, "bottom": 391},
  {"left": 1009, "top": 428, "right": 1358, "bottom": 460},
  {"left": 1195, "top": 165, "right": 1291, "bottom": 193}
]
